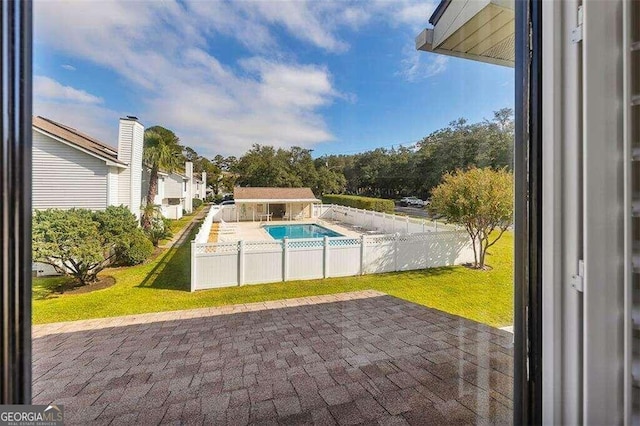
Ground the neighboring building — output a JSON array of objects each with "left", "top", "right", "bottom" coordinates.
[
  {"left": 233, "top": 187, "right": 320, "bottom": 221},
  {"left": 142, "top": 163, "right": 207, "bottom": 220},
  {"left": 32, "top": 115, "right": 144, "bottom": 220}
]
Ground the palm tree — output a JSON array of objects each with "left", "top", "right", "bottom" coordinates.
[{"left": 142, "top": 126, "right": 182, "bottom": 229}]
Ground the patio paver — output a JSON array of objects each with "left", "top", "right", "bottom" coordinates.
[{"left": 33, "top": 291, "right": 513, "bottom": 425}]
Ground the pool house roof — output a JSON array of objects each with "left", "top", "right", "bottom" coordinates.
[{"left": 233, "top": 187, "right": 320, "bottom": 203}]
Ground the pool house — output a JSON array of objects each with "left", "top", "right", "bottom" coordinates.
[{"left": 233, "top": 187, "right": 320, "bottom": 221}]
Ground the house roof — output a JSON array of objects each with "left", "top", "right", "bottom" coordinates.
[
  {"left": 32, "top": 116, "right": 127, "bottom": 166},
  {"left": 233, "top": 187, "right": 319, "bottom": 202}
]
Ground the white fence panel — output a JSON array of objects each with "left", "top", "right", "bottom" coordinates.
[
  {"left": 288, "top": 239, "right": 324, "bottom": 280},
  {"left": 425, "top": 231, "right": 475, "bottom": 267},
  {"left": 362, "top": 235, "right": 396, "bottom": 274},
  {"left": 327, "top": 240, "right": 361, "bottom": 277},
  {"left": 396, "top": 234, "right": 429, "bottom": 271},
  {"left": 217, "top": 206, "right": 237, "bottom": 222},
  {"left": 194, "top": 243, "right": 239, "bottom": 289},
  {"left": 244, "top": 241, "right": 283, "bottom": 284}
]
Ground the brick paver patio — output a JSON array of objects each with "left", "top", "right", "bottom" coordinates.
[{"left": 33, "top": 291, "right": 513, "bottom": 425}]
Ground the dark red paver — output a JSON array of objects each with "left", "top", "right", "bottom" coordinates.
[{"left": 33, "top": 293, "right": 513, "bottom": 425}]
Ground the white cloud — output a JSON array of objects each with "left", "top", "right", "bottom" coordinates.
[
  {"left": 61, "top": 64, "right": 76, "bottom": 71},
  {"left": 34, "top": 100, "right": 122, "bottom": 147},
  {"left": 397, "top": 47, "right": 449, "bottom": 82},
  {"left": 33, "top": 76, "right": 103, "bottom": 104},
  {"left": 34, "top": 0, "right": 438, "bottom": 156}
]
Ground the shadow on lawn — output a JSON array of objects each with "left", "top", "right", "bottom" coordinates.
[{"left": 136, "top": 221, "right": 201, "bottom": 291}]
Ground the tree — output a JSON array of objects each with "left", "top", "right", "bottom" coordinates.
[
  {"left": 142, "top": 126, "right": 182, "bottom": 229},
  {"left": 94, "top": 205, "right": 152, "bottom": 265},
  {"left": 32, "top": 206, "right": 150, "bottom": 285},
  {"left": 429, "top": 167, "right": 513, "bottom": 269}
]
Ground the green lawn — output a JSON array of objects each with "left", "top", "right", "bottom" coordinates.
[
  {"left": 159, "top": 205, "right": 204, "bottom": 244},
  {"left": 33, "top": 228, "right": 514, "bottom": 327}
]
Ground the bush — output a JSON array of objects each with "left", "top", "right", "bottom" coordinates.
[
  {"left": 146, "top": 217, "right": 172, "bottom": 246},
  {"left": 322, "top": 194, "right": 395, "bottom": 213},
  {"left": 116, "top": 229, "right": 154, "bottom": 265},
  {"left": 193, "top": 198, "right": 203, "bottom": 208},
  {"left": 33, "top": 208, "right": 113, "bottom": 286}
]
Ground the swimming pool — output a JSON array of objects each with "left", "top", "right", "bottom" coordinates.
[{"left": 264, "top": 224, "right": 344, "bottom": 240}]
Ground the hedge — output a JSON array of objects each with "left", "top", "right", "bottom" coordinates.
[{"left": 321, "top": 194, "right": 395, "bottom": 213}]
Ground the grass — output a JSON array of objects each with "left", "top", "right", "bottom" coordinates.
[
  {"left": 33, "top": 226, "right": 514, "bottom": 327},
  {"left": 159, "top": 205, "right": 204, "bottom": 244}
]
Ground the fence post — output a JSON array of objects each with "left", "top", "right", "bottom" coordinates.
[
  {"left": 360, "top": 235, "right": 365, "bottom": 275},
  {"left": 238, "top": 240, "right": 245, "bottom": 286},
  {"left": 190, "top": 242, "right": 196, "bottom": 292},
  {"left": 323, "top": 236, "right": 329, "bottom": 278},
  {"left": 282, "top": 237, "right": 289, "bottom": 281},
  {"left": 394, "top": 233, "right": 399, "bottom": 271}
]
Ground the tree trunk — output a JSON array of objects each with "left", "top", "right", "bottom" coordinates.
[
  {"left": 479, "top": 237, "right": 488, "bottom": 269},
  {"left": 142, "top": 166, "right": 159, "bottom": 229},
  {"left": 470, "top": 235, "right": 478, "bottom": 268}
]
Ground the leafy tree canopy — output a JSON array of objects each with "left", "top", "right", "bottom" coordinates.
[{"left": 429, "top": 167, "right": 513, "bottom": 269}]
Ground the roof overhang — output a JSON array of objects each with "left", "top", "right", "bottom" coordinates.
[
  {"left": 416, "top": 0, "right": 514, "bottom": 68},
  {"left": 235, "top": 199, "right": 320, "bottom": 203}
]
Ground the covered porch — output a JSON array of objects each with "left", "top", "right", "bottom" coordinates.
[{"left": 232, "top": 187, "right": 320, "bottom": 222}]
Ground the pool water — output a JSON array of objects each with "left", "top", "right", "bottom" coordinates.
[{"left": 264, "top": 224, "right": 344, "bottom": 240}]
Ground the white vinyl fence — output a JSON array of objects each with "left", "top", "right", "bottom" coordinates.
[
  {"left": 190, "top": 204, "right": 473, "bottom": 291},
  {"left": 312, "top": 204, "right": 454, "bottom": 233}
]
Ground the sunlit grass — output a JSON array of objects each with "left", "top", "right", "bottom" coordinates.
[{"left": 33, "top": 227, "right": 513, "bottom": 327}]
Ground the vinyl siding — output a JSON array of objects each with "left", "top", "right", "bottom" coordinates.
[
  {"left": 107, "top": 167, "right": 119, "bottom": 206},
  {"left": 164, "top": 173, "right": 185, "bottom": 199},
  {"left": 117, "top": 124, "right": 133, "bottom": 208},
  {"left": 32, "top": 130, "right": 108, "bottom": 210},
  {"left": 130, "top": 122, "right": 143, "bottom": 217}
]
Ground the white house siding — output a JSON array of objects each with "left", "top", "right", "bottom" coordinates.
[
  {"left": 32, "top": 130, "right": 108, "bottom": 210},
  {"left": 107, "top": 167, "right": 119, "bottom": 206},
  {"left": 129, "top": 122, "right": 144, "bottom": 218},
  {"left": 164, "top": 173, "right": 185, "bottom": 198},
  {"left": 157, "top": 176, "right": 165, "bottom": 205},
  {"left": 117, "top": 123, "right": 133, "bottom": 208},
  {"left": 116, "top": 118, "right": 144, "bottom": 220}
]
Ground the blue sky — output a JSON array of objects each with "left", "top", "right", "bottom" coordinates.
[{"left": 33, "top": 0, "right": 513, "bottom": 158}]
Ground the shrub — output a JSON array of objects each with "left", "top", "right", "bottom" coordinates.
[
  {"left": 117, "top": 229, "right": 154, "bottom": 265},
  {"left": 322, "top": 194, "right": 395, "bottom": 213},
  {"left": 146, "top": 217, "right": 172, "bottom": 246},
  {"left": 193, "top": 198, "right": 203, "bottom": 208},
  {"left": 33, "top": 208, "right": 113, "bottom": 286}
]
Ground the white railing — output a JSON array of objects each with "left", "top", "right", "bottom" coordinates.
[{"left": 191, "top": 230, "right": 473, "bottom": 291}]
